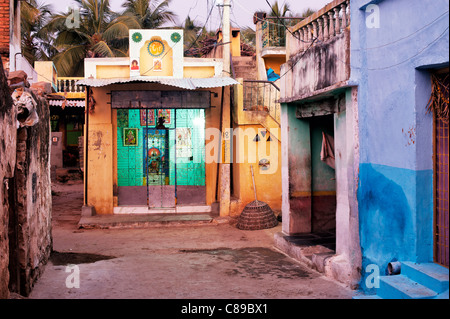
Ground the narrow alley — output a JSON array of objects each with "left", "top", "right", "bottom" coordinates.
[{"left": 27, "top": 178, "right": 354, "bottom": 300}]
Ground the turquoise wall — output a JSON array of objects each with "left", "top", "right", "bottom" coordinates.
[
  {"left": 358, "top": 163, "right": 433, "bottom": 291},
  {"left": 117, "top": 109, "right": 205, "bottom": 187},
  {"left": 117, "top": 109, "right": 144, "bottom": 186}
]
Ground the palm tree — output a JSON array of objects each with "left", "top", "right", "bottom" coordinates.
[
  {"left": 182, "top": 16, "right": 202, "bottom": 50},
  {"left": 267, "top": 0, "right": 291, "bottom": 18},
  {"left": 241, "top": 26, "right": 256, "bottom": 47},
  {"left": 46, "top": 0, "right": 140, "bottom": 76},
  {"left": 300, "top": 8, "right": 316, "bottom": 18},
  {"left": 121, "top": 0, "right": 177, "bottom": 29},
  {"left": 21, "top": 0, "right": 57, "bottom": 64}
]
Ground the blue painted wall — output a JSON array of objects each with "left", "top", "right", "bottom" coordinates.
[{"left": 350, "top": 0, "right": 449, "bottom": 291}]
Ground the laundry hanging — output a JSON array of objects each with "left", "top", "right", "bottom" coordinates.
[
  {"left": 12, "top": 88, "right": 39, "bottom": 128},
  {"left": 320, "top": 131, "right": 335, "bottom": 169}
]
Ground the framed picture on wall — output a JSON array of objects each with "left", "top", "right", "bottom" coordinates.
[
  {"left": 153, "top": 59, "right": 163, "bottom": 71},
  {"left": 157, "top": 109, "right": 171, "bottom": 125},
  {"left": 140, "top": 109, "right": 156, "bottom": 126},
  {"left": 123, "top": 128, "right": 139, "bottom": 146},
  {"left": 176, "top": 128, "right": 192, "bottom": 158}
]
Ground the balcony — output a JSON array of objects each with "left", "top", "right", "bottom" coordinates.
[
  {"left": 243, "top": 80, "right": 280, "bottom": 124},
  {"left": 280, "top": 0, "right": 351, "bottom": 103},
  {"left": 288, "top": 0, "right": 350, "bottom": 54},
  {"left": 261, "top": 17, "right": 302, "bottom": 58},
  {"left": 55, "top": 77, "right": 85, "bottom": 99},
  {"left": 233, "top": 79, "right": 281, "bottom": 142}
]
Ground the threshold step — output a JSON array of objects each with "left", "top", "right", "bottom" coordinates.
[
  {"left": 401, "top": 262, "right": 449, "bottom": 293},
  {"left": 379, "top": 275, "right": 437, "bottom": 299}
]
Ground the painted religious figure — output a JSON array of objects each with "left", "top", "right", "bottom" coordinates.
[
  {"left": 153, "top": 59, "right": 162, "bottom": 71},
  {"left": 131, "top": 59, "right": 139, "bottom": 70},
  {"left": 176, "top": 128, "right": 192, "bottom": 158},
  {"left": 158, "top": 109, "right": 171, "bottom": 124},
  {"left": 143, "top": 128, "right": 169, "bottom": 185},
  {"left": 140, "top": 109, "right": 156, "bottom": 126},
  {"left": 123, "top": 128, "right": 138, "bottom": 146}
]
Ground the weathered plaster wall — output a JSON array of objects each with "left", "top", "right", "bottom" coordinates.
[
  {"left": 350, "top": 0, "right": 449, "bottom": 291},
  {"left": 13, "top": 90, "right": 52, "bottom": 296},
  {"left": 331, "top": 87, "right": 361, "bottom": 288},
  {"left": 282, "top": 29, "right": 350, "bottom": 101},
  {"left": 0, "top": 59, "right": 15, "bottom": 299},
  {"left": 280, "top": 103, "right": 312, "bottom": 234}
]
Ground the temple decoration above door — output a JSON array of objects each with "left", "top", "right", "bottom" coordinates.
[{"left": 129, "top": 30, "right": 184, "bottom": 78}]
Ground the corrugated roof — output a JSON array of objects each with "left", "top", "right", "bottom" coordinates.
[
  {"left": 76, "top": 76, "right": 239, "bottom": 90},
  {"left": 49, "top": 99, "right": 85, "bottom": 107}
]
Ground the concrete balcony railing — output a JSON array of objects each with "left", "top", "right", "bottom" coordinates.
[
  {"left": 57, "top": 77, "right": 85, "bottom": 93},
  {"left": 55, "top": 77, "right": 85, "bottom": 99},
  {"left": 289, "top": 0, "right": 350, "bottom": 56}
]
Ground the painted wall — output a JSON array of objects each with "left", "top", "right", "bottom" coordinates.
[
  {"left": 34, "top": 61, "right": 57, "bottom": 90},
  {"left": 230, "top": 79, "right": 282, "bottom": 217},
  {"left": 217, "top": 29, "right": 242, "bottom": 57},
  {"left": 280, "top": 103, "right": 312, "bottom": 234},
  {"left": 263, "top": 56, "right": 286, "bottom": 76},
  {"left": 350, "top": 0, "right": 449, "bottom": 291},
  {"left": 97, "top": 65, "right": 130, "bottom": 79},
  {"left": 231, "top": 123, "right": 282, "bottom": 216}
]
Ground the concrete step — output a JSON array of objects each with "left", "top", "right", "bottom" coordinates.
[
  {"left": 401, "top": 262, "right": 449, "bottom": 294},
  {"left": 379, "top": 275, "right": 437, "bottom": 299},
  {"left": 233, "top": 61, "right": 256, "bottom": 66},
  {"left": 78, "top": 213, "right": 218, "bottom": 229},
  {"left": 352, "top": 295, "right": 382, "bottom": 299}
]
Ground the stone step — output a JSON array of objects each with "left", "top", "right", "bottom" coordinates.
[
  {"left": 401, "top": 262, "right": 449, "bottom": 294},
  {"left": 379, "top": 275, "right": 437, "bottom": 299}
]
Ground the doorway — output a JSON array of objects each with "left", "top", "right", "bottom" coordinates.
[
  {"left": 309, "top": 115, "right": 337, "bottom": 235},
  {"left": 116, "top": 108, "right": 206, "bottom": 211},
  {"left": 432, "top": 71, "right": 449, "bottom": 267}
]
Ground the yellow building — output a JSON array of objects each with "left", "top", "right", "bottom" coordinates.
[{"left": 77, "top": 29, "right": 241, "bottom": 216}]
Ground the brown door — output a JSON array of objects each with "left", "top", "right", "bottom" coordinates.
[{"left": 433, "top": 72, "right": 449, "bottom": 267}]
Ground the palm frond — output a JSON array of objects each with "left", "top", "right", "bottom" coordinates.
[
  {"left": 53, "top": 44, "right": 87, "bottom": 76},
  {"left": 90, "top": 40, "right": 114, "bottom": 57}
]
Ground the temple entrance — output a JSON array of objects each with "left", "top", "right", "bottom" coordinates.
[{"left": 116, "top": 108, "right": 206, "bottom": 212}]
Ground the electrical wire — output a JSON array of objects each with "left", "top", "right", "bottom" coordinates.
[{"left": 184, "top": 1, "right": 217, "bottom": 54}]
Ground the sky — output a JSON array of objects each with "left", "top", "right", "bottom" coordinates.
[{"left": 45, "top": 0, "right": 331, "bottom": 31}]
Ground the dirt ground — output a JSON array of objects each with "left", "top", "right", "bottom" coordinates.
[{"left": 28, "top": 179, "right": 355, "bottom": 300}]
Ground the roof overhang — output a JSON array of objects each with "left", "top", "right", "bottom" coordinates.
[{"left": 76, "top": 77, "right": 239, "bottom": 90}]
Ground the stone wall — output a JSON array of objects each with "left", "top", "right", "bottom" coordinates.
[
  {"left": 0, "top": 61, "right": 52, "bottom": 298},
  {"left": 13, "top": 89, "right": 52, "bottom": 296},
  {"left": 0, "top": 51, "right": 15, "bottom": 300}
]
